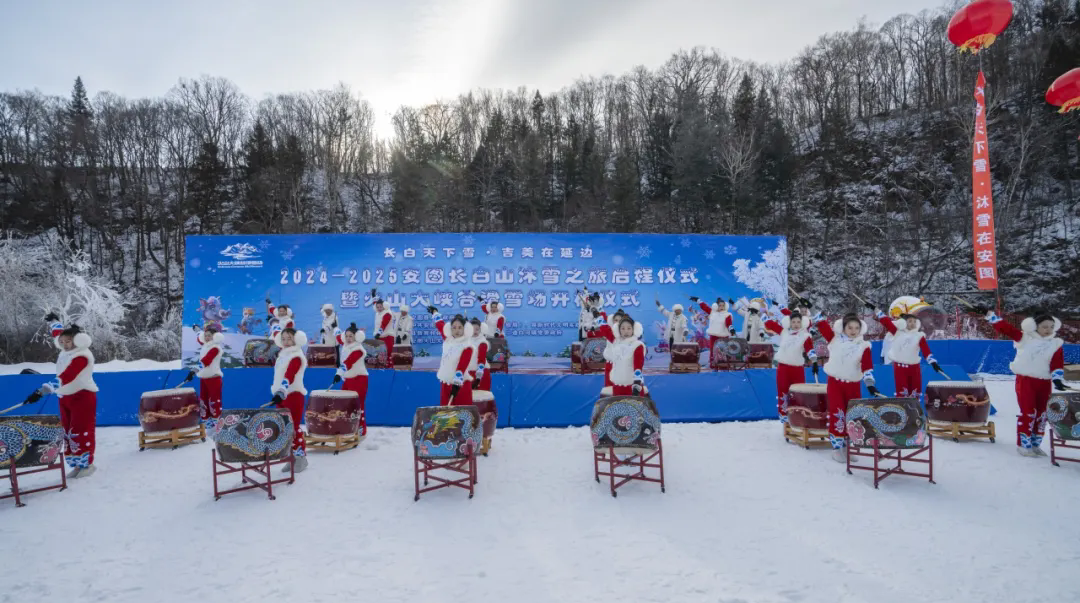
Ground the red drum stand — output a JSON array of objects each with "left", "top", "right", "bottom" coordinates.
[
  {"left": 847, "top": 437, "right": 935, "bottom": 489},
  {"left": 212, "top": 450, "right": 294, "bottom": 501},
  {"left": 413, "top": 443, "right": 477, "bottom": 501},
  {"left": 1050, "top": 432, "right": 1080, "bottom": 467},
  {"left": 2, "top": 454, "right": 66, "bottom": 508},
  {"left": 593, "top": 441, "right": 666, "bottom": 498}
]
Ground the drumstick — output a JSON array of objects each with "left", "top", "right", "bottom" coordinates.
[
  {"left": 951, "top": 295, "right": 976, "bottom": 309},
  {"left": 851, "top": 292, "right": 870, "bottom": 306},
  {"left": 0, "top": 401, "right": 25, "bottom": 415}
]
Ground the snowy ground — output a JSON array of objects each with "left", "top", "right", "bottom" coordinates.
[{"left": 3, "top": 377, "right": 1078, "bottom": 603}]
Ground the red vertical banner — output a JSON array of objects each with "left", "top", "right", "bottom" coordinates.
[{"left": 971, "top": 71, "right": 999, "bottom": 290}]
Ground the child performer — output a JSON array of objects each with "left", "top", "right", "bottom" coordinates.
[
  {"left": 333, "top": 322, "right": 368, "bottom": 438},
  {"left": 266, "top": 299, "right": 295, "bottom": 330},
  {"left": 371, "top": 289, "right": 395, "bottom": 368},
  {"left": 271, "top": 326, "right": 308, "bottom": 472},
  {"left": 866, "top": 301, "right": 941, "bottom": 398},
  {"left": 764, "top": 311, "right": 817, "bottom": 426},
  {"left": 480, "top": 298, "right": 506, "bottom": 338},
  {"left": 602, "top": 315, "right": 647, "bottom": 396},
  {"left": 320, "top": 304, "right": 338, "bottom": 345},
  {"left": 395, "top": 305, "right": 414, "bottom": 345},
  {"left": 974, "top": 306, "right": 1067, "bottom": 457},
  {"left": 815, "top": 312, "right": 881, "bottom": 462},
  {"left": 187, "top": 324, "right": 224, "bottom": 424},
  {"left": 38, "top": 314, "right": 99, "bottom": 478},
  {"left": 468, "top": 318, "right": 492, "bottom": 392},
  {"left": 655, "top": 300, "right": 689, "bottom": 348},
  {"left": 692, "top": 296, "right": 735, "bottom": 352},
  {"left": 429, "top": 306, "right": 475, "bottom": 406}
]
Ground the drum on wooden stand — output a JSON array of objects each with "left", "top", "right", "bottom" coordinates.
[
  {"left": 363, "top": 338, "right": 389, "bottom": 369},
  {"left": 305, "top": 389, "right": 361, "bottom": 454},
  {"left": 243, "top": 338, "right": 279, "bottom": 367},
  {"left": 0, "top": 415, "right": 67, "bottom": 507},
  {"left": 710, "top": 337, "right": 748, "bottom": 371},
  {"left": 472, "top": 390, "right": 497, "bottom": 455},
  {"left": 578, "top": 338, "right": 607, "bottom": 374},
  {"left": 1048, "top": 392, "right": 1080, "bottom": 467},
  {"left": 925, "top": 381, "right": 995, "bottom": 442},
  {"left": 138, "top": 387, "right": 206, "bottom": 450},
  {"left": 747, "top": 343, "right": 774, "bottom": 368},
  {"left": 590, "top": 395, "right": 665, "bottom": 497},
  {"left": 571, "top": 341, "right": 583, "bottom": 373},
  {"left": 669, "top": 342, "right": 701, "bottom": 373},
  {"left": 486, "top": 337, "right": 509, "bottom": 373},
  {"left": 784, "top": 383, "right": 830, "bottom": 448},
  {"left": 845, "top": 396, "right": 934, "bottom": 488},
  {"left": 210, "top": 408, "right": 295, "bottom": 501},
  {"left": 393, "top": 344, "right": 414, "bottom": 370},
  {"left": 305, "top": 344, "right": 338, "bottom": 368},
  {"left": 411, "top": 405, "right": 482, "bottom": 501}
]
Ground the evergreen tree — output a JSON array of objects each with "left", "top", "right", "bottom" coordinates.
[{"left": 189, "top": 142, "right": 227, "bottom": 234}]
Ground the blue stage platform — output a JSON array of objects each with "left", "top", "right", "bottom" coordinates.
[{"left": 3, "top": 340, "right": 1074, "bottom": 428}]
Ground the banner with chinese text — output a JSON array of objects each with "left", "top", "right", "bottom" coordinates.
[
  {"left": 182, "top": 233, "right": 788, "bottom": 364},
  {"left": 972, "top": 70, "right": 999, "bottom": 290}
]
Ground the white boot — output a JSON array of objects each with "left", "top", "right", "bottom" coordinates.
[
  {"left": 831, "top": 447, "right": 847, "bottom": 463},
  {"left": 69, "top": 465, "right": 96, "bottom": 479},
  {"left": 1017, "top": 446, "right": 1040, "bottom": 458},
  {"left": 1032, "top": 446, "right": 1048, "bottom": 457},
  {"left": 292, "top": 456, "right": 308, "bottom": 473}
]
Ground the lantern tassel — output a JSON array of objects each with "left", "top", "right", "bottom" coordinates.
[{"left": 957, "top": 33, "right": 998, "bottom": 54}]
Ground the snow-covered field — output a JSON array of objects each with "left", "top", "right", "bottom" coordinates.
[{"left": 3, "top": 377, "right": 1079, "bottom": 603}]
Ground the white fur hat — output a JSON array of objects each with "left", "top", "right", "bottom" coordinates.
[
  {"left": 672, "top": 304, "right": 684, "bottom": 312},
  {"left": 273, "top": 328, "right": 307, "bottom": 348},
  {"left": 400, "top": 304, "right": 409, "bottom": 312},
  {"left": 750, "top": 301, "right": 764, "bottom": 312},
  {"left": 712, "top": 302, "right": 726, "bottom": 312},
  {"left": 198, "top": 331, "right": 225, "bottom": 346},
  {"left": 833, "top": 318, "right": 868, "bottom": 339},
  {"left": 322, "top": 303, "right": 333, "bottom": 312},
  {"left": 1022, "top": 315, "right": 1061, "bottom": 335}
]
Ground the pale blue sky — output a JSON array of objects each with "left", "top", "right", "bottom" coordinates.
[{"left": 2, "top": 0, "right": 947, "bottom": 137}]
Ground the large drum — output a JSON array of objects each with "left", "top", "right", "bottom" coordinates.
[
  {"left": 139, "top": 388, "right": 201, "bottom": 433},
  {"left": 846, "top": 397, "right": 928, "bottom": 449},
  {"left": 472, "top": 390, "right": 497, "bottom": 441},
  {"left": 0, "top": 415, "right": 66, "bottom": 469},
  {"left": 393, "top": 344, "right": 414, "bottom": 370},
  {"left": 925, "top": 381, "right": 991, "bottom": 426},
  {"left": 578, "top": 338, "right": 607, "bottom": 374},
  {"left": 243, "top": 338, "right": 279, "bottom": 367},
  {"left": 210, "top": 409, "right": 294, "bottom": 463},
  {"left": 710, "top": 337, "right": 748, "bottom": 369},
  {"left": 670, "top": 342, "right": 701, "bottom": 373},
  {"left": 306, "top": 344, "right": 338, "bottom": 367},
  {"left": 747, "top": 343, "right": 774, "bottom": 368},
  {"left": 1048, "top": 392, "right": 1080, "bottom": 441},
  {"left": 571, "top": 341, "right": 583, "bottom": 372},
  {"left": 305, "top": 389, "right": 360, "bottom": 436},
  {"left": 412, "top": 405, "right": 483, "bottom": 459},
  {"left": 486, "top": 337, "right": 509, "bottom": 372},
  {"left": 590, "top": 395, "right": 661, "bottom": 452},
  {"left": 787, "top": 383, "right": 828, "bottom": 432},
  {"left": 363, "top": 338, "right": 388, "bottom": 369}
]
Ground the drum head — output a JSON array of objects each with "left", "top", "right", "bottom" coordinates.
[
  {"left": 0, "top": 415, "right": 65, "bottom": 469},
  {"left": 1048, "top": 392, "right": 1080, "bottom": 440},
  {"left": 412, "top": 406, "right": 483, "bottom": 459},
  {"left": 590, "top": 395, "right": 661, "bottom": 451},
  {"left": 789, "top": 383, "right": 827, "bottom": 394},
  {"left": 846, "top": 397, "right": 927, "bottom": 449},
  {"left": 142, "top": 387, "right": 196, "bottom": 398}
]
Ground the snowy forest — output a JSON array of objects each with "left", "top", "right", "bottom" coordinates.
[{"left": 1, "top": 0, "right": 1078, "bottom": 362}]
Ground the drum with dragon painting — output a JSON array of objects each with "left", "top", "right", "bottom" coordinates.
[
  {"left": 590, "top": 395, "right": 661, "bottom": 453},
  {"left": 1047, "top": 392, "right": 1080, "bottom": 441},
  {"left": 579, "top": 337, "right": 607, "bottom": 374},
  {"left": 747, "top": 343, "right": 774, "bottom": 368},
  {"left": 305, "top": 389, "right": 360, "bottom": 437},
  {"left": 710, "top": 337, "right": 748, "bottom": 369},
  {"left": 925, "top": 381, "right": 991, "bottom": 426},
  {"left": 139, "top": 388, "right": 201, "bottom": 434},
  {"left": 486, "top": 337, "right": 509, "bottom": 372},
  {"left": 845, "top": 397, "right": 928, "bottom": 449},
  {"left": 787, "top": 383, "right": 828, "bottom": 433},
  {"left": 0, "top": 415, "right": 66, "bottom": 469},
  {"left": 363, "top": 338, "right": 389, "bottom": 369},
  {"left": 412, "top": 406, "right": 483, "bottom": 460},
  {"left": 392, "top": 344, "right": 414, "bottom": 370},
  {"left": 209, "top": 409, "right": 294, "bottom": 463},
  {"left": 243, "top": 338, "right": 279, "bottom": 367},
  {"left": 669, "top": 342, "right": 701, "bottom": 372}
]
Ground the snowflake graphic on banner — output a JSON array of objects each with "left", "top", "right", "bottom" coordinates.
[
  {"left": 487, "top": 246, "right": 497, "bottom": 256},
  {"left": 680, "top": 237, "right": 692, "bottom": 248},
  {"left": 258, "top": 240, "right": 271, "bottom": 250},
  {"left": 463, "top": 235, "right": 475, "bottom": 245},
  {"left": 703, "top": 249, "right": 716, "bottom": 260},
  {"left": 636, "top": 245, "right": 651, "bottom": 259},
  {"left": 724, "top": 245, "right": 738, "bottom": 255},
  {"left": 281, "top": 250, "right": 295, "bottom": 260}
]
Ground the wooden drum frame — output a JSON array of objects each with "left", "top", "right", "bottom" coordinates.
[{"left": 924, "top": 380, "right": 996, "bottom": 443}]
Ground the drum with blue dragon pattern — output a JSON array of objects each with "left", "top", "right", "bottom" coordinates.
[
  {"left": 590, "top": 395, "right": 662, "bottom": 451},
  {"left": 0, "top": 415, "right": 66, "bottom": 469},
  {"left": 1047, "top": 392, "right": 1080, "bottom": 441},
  {"left": 412, "top": 406, "right": 483, "bottom": 459},
  {"left": 845, "top": 397, "right": 928, "bottom": 449},
  {"left": 209, "top": 409, "right": 293, "bottom": 462}
]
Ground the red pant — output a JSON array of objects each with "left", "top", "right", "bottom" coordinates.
[
  {"left": 776, "top": 363, "right": 806, "bottom": 420},
  {"left": 381, "top": 336, "right": 395, "bottom": 368},
  {"left": 604, "top": 364, "right": 612, "bottom": 387},
  {"left": 59, "top": 390, "right": 96, "bottom": 468},
  {"left": 1015, "top": 375, "right": 1052, "bottom": 448},
  {"left": 279, "top": 392, "right": 307, "bottom": 456},
  {"left": 892, "top": 364, "right": 922, "bottom": 398},
  {"left": 709, "top": 336, "right": 722, "bottom": 354},
  {"left": 343, "top": 376, "right": 369, "bottom": 436},
  {"left": 440, "top": 381, "right": 474, "bottom": 406},
  {"left": 826, "top": 377, "right": 863, "bottom": 443},
  {"left": 199, "top": 376, "right": 222, "bottom": 420}
]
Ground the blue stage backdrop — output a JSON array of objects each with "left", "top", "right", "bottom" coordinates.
[{"left": 182, "top": 234, "right": 788, "bottom": 364}]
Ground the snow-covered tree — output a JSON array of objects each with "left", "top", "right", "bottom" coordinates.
[{"left": 732, "top": 239, "right": 789, "bottom": 305}]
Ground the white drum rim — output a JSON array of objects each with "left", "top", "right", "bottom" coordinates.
[
  {"left": 789, "top": 384, "right": 827, "bottom": 393},
  {"left": 925, "top": 381, "right": 986, "bottom": 388},
  {"left": 310, "top": 389, "right": 359, "bottom": 398},
  {"left": 472, "top": 391, "right": 495, "bottom": 402},
  {"left": 142, "top": 387, "right": 196, "bottom": 397},
  {"left": 787, "top": 426, "right": 828, "bottom": 435},
  {"left": 928, "top": 419, "right": 989, "bottom": 428}
]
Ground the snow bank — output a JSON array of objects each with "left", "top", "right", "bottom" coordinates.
[{"left": 3, "top": 378, "right": 1079, "bottom": 602}]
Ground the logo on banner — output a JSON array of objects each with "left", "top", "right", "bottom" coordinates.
[{"left": 218, "top": 243, "right": 263, "bottom": 269}]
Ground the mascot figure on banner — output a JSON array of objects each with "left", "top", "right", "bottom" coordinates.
[{"left": 198, "top": 297, "right": 232, "bottom": 332}]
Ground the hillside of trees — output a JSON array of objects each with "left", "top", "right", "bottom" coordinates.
[{"left": 1, "top": 0, "right": 1078, "bottom": 362}]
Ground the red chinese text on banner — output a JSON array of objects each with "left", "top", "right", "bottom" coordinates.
[{"left": 972, "top": 71, "right": 999, "bottom": 290}]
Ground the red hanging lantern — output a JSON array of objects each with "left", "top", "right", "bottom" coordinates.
[
  {"left": 1046, "top": 68, "right": 1080, "bottom": 114},
  {"left": 947, "top": 0, "right": 1014, "bottom": 53}
]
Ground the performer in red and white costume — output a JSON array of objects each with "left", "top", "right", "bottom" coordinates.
[
  {"left": 333, "top": 322, "right": 368, "bottom": 437},
  {"left": 815, "top": 312, "right": 880, "bottom": 462},
  {"left": 764, "top": 312, "right": 816, "bottom": 425},
  {"left": 270, "top": 326, "right": 308, "bottom": 472},
  {"left": 975, "top": 307, "right": 1066, "bottom": 456},
  {"left": 692, "top": 296, "right": 735, "bottom": 352},
  {"left": 266, "top": 300, "right": 295, "bottom": 330},
  {"left": 371, "top": 290, "right": 395, "bottom": 368},
  {"left": 430, "top": 307, "right": 474, "bottom": 406},
  {"left": 320, "top": 304, "right": 338, "bottom": 345},
  {"left": 480, "top": 299, "right": 506, "bottom": 338},
  {"left": 866, "top": 301, "right": 940, "bottom": 398},
  {"left": 190, "top": 325, "right": 224, "bottom": 422},
  {"left": 37, "top": 315, "right": 99, "bottom": 477},
  {"left": 736, "top": 298, "right": 767, "bottom": 343},
  {"left": 468, "top": 318, "right": 492, "bottom": 392},
  {"left": 602, "top": 316, "right": 647, "bottom": 396}
]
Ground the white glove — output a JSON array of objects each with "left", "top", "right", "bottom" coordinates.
[
  {"left": 452, "top": 371, "right": 464, "bottom": 387},
  {"left": 41, "top": 380, "right": 60, "bottom": 395}
]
